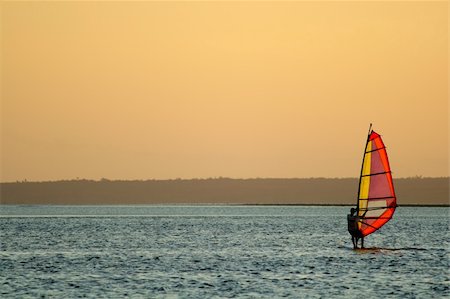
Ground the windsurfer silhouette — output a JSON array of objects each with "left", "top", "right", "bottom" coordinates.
[{"left": 347, "top": 208, "right": 364, "bottom": 249}]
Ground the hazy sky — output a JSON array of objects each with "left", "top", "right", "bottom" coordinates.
[{"left": 1, "top": 1, "right": 448, "bottom": 182}]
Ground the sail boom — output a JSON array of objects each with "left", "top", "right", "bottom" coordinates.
[
  {"left": 360, "top": 217, "right": 393, "bottom": 220},
  {"left": 358, "top": 206, "right": 394, "bottom": 211}
]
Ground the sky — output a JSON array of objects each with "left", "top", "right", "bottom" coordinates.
[{"left": 1, "top": 1, "right": 448, "bottom": 182}]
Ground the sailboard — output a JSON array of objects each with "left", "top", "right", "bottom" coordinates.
[{"left": 356, "top": 125, "right": 397, "bottom": 237}]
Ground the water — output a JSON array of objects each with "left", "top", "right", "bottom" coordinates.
[{"left": 0, "top": 206, "right": 448, "bottom": 298}]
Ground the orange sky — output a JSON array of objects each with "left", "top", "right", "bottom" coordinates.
[{"left": 1, "top": 1, "right": 448, "bottom": 182}]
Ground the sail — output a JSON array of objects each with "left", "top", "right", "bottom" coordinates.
[{"left": 357, "top": 130, "right": 397, "bottom": 237}]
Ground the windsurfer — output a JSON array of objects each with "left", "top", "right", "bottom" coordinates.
[{"left": 347, "top": 208, "right": 364, "bottom": 249}]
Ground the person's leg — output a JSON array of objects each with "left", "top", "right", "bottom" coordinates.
[
  {"left": 361, "top": 237, "right": 364, "bottom": 248},
  {"left": 355, "top": 237, "right": 359, "bottom": 249},
  {"left": 352, "top": 236, "right": 356, "bottom": 249}
]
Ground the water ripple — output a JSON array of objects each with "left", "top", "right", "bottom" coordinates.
[{"left": 0, "top": 206, "right": 448, "bottom": 298}]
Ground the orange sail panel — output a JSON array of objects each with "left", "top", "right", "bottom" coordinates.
[{"left": 357, "top": 131, "right": 397, "bottom": 237}]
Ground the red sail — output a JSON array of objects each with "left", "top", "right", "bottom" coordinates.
[{"left": 357, "top": 130, "right": 397, "bottom": 237}]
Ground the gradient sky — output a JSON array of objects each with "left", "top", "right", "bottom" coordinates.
[{"left": 1, "top": 1, "right": 448, "bottom": 182}]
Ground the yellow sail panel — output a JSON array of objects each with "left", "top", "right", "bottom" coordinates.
[
  {"left": 359, "top": 176, "right": 370, "bottom": 199},
  {"left": 359, "top": 152, "right": 371, "bottom": 196},
  {"left": 362, "top": 142, "right": 372, "bottom": 175},
  {"left": 358, "top": 143, "right": 371, "bottom": 220},
  {"left": 358, "top": 176, "right": 370, "bottom": 219}
]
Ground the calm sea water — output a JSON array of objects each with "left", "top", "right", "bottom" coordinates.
[{"left": 0, "top": 206, "right": 448, "bottom": 298}]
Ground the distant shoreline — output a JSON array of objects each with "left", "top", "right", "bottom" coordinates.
[
  {"left": 1, "top": 177, "right": 448, "bottom": 205},
  {"left": 0, "top": 203, "right": 448, "bottom": 207},
  {"left": 2, "top": 176, "right": 447, "bottom": 184}
]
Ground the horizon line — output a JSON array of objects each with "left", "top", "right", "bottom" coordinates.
[{"left": 2, "top": 175, "right": 448, "bottom": 184}]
